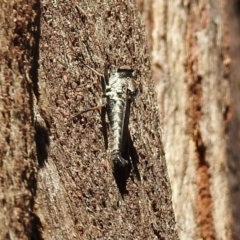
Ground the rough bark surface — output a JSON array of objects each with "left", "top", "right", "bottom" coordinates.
[
  {"left": 0, "top": 0, "right": 40, "bottom": 239},
  {"left": 139, "top": 0, "right": 239, "bottom": 239},
  {"left": 5, "top": 1, "right": 240, "bottom": 239},
  {"left": 35, "top": 0, "right": 178, "bottom": 239},
  {"left": 226, "top": 1, "right": 240, "bottom": 239}
]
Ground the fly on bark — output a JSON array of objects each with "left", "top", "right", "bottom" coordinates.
[{"left": 74, "top": 66, "right": 140, "bottom": 189}]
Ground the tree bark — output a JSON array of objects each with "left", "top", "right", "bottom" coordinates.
[
  {"left": 6, "top": 1, "right": 240, "bottom": 240},
  {"left": 139, "top": 0, "right": 240, "bottom": 239},
  {"left": 35, "top": 0, "right": 178, "bottom": 239},
  {"left": 0, "top": 0, "right": 40, "bottom": 239}
]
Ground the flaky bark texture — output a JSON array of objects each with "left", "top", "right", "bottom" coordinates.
[
  {"left": 35, "top": 0, "right": 178, "bottom": 239},
  {"left": 139, "top": 0, "right": 240, "bottom": 239},
  {"left": 0, "top": 0, "right": 40, "bottom": 239},
  {"left": 226, "top": 1, "right": 240, "bottom": 239}
]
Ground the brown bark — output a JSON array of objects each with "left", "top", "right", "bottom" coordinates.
[
  {"left": 226, "top": 1, "right": 240, "bottom": 239},
  {"left": 35, "top": 0, "right": 178, "bottom": 240},
  {"left": 0, "top": 0, "right": 40, "bottom": 239},
  {"left": 140, "top": 0, "right": 240, "bottom": 239},
  {"left": 7, "top": 0, "right": 240, "bottom": 239}
]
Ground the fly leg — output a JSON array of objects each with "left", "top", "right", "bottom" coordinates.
[{"left": 73, "top": 103, "right": 106, "bottom": 120}]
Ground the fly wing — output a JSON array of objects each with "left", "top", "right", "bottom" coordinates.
[
  {"left": 119, "top": 84, "right": 131, "bottom": 154},
  {"left": 102, "top": 64, "right": 109, "bottom": 93}
]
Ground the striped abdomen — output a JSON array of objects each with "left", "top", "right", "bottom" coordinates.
[
  {"left": 105, "top": 68, "right": 137, "bottom": 167},
  {"left": 107, "top": 97, "right": 128, "bottom": 166}
]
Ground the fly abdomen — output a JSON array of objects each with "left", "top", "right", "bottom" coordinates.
[
  {"left": 107, "top": 98, "right": 125, "bottom": 156},
  {"left": 105, "top": 68, "right": 137, "bottom": 170}
]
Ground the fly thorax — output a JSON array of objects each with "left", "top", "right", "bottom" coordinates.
[{"left": 106, "top": 73, "right": 126, "bottom": 99}]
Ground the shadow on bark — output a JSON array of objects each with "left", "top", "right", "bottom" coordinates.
[
  {"left": 113, "top": 128, "right": 141, "bottom": 197},
  {"left": 30, "top": 1, "right": 45, "bottom": 239},
  {"left": 35, "top": 122, "right": 50, "bottom": 167}
]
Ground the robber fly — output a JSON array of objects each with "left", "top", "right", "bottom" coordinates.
[{"left": 76, "top": 66, "right": 138, "bottom": 170}]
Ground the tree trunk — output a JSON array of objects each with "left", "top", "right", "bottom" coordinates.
[
  {"left": 4, "top": 1, "right": 239, "bottom": 240},
  {"left": 35, "top": 0, "right": 178, "bottom": 239},
  {"left": 139, "top": 0, "right": 240, "bottom": 239},
  {"left": 0, "top": 0, "right": 40, "bottom": 239}
]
